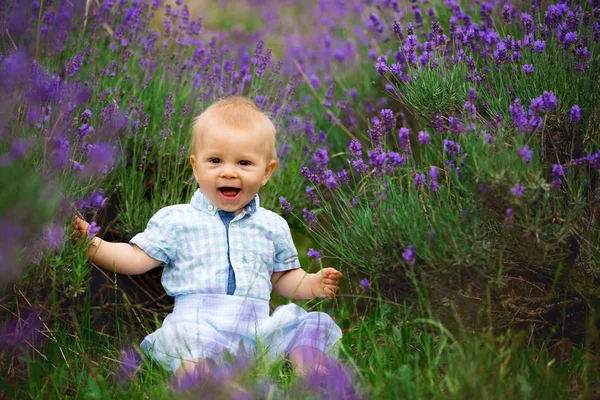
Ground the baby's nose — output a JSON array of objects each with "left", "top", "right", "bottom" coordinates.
[{"left": 220, "top": 168, "right": 239, "bottom": 178}]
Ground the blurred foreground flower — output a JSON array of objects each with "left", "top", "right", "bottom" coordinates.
[
  {"left": 0, "top": 308, "right": 43, "bottom": 351},
  {"left": 117, "top": 347, "right": 142, "bottom": 383},
  {"left": 360, "top": 278, "right": 370, "bottom": 290},
  {"left": 299, "top": 359, "right": 359, "bottom": 400}
]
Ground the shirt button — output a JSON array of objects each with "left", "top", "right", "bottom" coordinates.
[
  {"left": 231, "top": 222, "right": 236, "bottom": 227},
  {"left": 207, "top": 205, "right": 214, "bottom": 211}
]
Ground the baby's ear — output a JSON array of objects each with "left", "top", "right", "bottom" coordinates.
[{"left": 261, "top": 159, "right": 278, "bottom": 185}]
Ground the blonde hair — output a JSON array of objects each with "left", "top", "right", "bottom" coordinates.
[{"left": 190, "top": 96, "right": 277, "bottom": 160}]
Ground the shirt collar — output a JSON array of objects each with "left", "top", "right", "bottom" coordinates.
[{"left": 190, "top": 188, "right": 259, "bottom": 216}]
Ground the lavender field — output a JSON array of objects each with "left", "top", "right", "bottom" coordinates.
[{"left": 1, "top": 0, "right": 600, "bottom": 398}]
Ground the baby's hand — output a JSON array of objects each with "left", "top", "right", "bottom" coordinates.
[
  {"left": 310, "top": 267, "right": 342, "bottom": 299},
  {"left": 71, "top": 215, "right": 98, "bottom": 240}
]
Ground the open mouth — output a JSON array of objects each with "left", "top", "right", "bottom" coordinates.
[{"left": 218, "top": 187, "right": 241, "bottom": 199}]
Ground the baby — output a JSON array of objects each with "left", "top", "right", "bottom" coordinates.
[{"left": 72, "top": 96, "right": 343, "bottom": 386}]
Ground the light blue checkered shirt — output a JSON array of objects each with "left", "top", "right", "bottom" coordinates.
[{"left": 129, "top": 189, "right": 301, "bottom": 301}]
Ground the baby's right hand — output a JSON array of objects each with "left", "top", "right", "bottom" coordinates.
[{"left": 72, "top": 215, "right": 94, "bottom": 240}]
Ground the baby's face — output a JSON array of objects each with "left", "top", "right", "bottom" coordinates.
[{"left": 190, "top": 122, "right": 277, "bottom": 214}]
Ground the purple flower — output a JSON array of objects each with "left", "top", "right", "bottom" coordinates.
[
  {"left": 86, "top": 143, "right": 116, "bottom": 176},
  {"left": 517, "top": 145, "right": 533, "bottom": 164},
  {"left": 360, "top": 278, "right": 370, "bottom": 290},
  {"left": 337, "top": 169, "right": 350, "bottom": 185},
  {"left": 414, "top": 173, "right": 427, "bottom": 188},
  {"left": 117, "top": 348, "right": 141, "bottom": 383},
  {"left": 570, "top": 105, "right": 581, "bottom": 123},
  {"left": 42, "top": 223, "right": 64, "bottom": 252},
  {"left": 322, "top": 169, "right": 339, "bottom": 190},
  {"left": 402, "top": 245, "right": 415, "bottom": 265},
  {"left": 314, "top": 148, "right": 329, "bottom": 167},
  {"left": 504, "top": 208, "right": 513, "bottom": 226},
  {"left": 379, "top": 109, "right": 395, "bottom": 132},
  {"left": 87, "top": 221, "right": 101, "bottom": 239},
  {"left": 323, "top": 83, "right": 336, "bottom": 107},
  {"left": 279, "top": 196, "right": 293, "bottom": 212},
  {"left": 511, "top": 183, "right": 525, "bottom": 197},
  {"left": 0, "top": 309, "right": 42, "bottom": 350},
  {"left": 307, "top": 248, "right": 324, "bottom": 260},
  {"left": 534, "top": 40, "right": 546, "bottom": 53},
  {"left": 443, "top": 140, "right": 462, "bottom": 156},
  {"left": 305, "top": 187, "right": 321, "bottom": 206},
  {"left": 387, "top": 152, "right": 406, "bottom": 168},
  {"left": 376, "top": 60, "right": 388, "bottom": 75},
  {"left": 541, "top": 91, "right": 557, "bottom": 112},
  {"left": 368, "top": 149, "right": 387, "bottom": 168},
  {"left": 349, "top": 140, "right": 362, "bottom": 158},
  {"left": 563, "top": 32, "right": 577, "bottom": 48},
  {"left": 417, "top": 131, "right": 430, "bottom": 145},
  {"left": 301, "top": 165, "right": 319, "bottom": 185},
  {"left": 434, "top": 113, "right": 445, "bottom": 133},
  {"left": 351, "top": 158, "right": 369, "bottom": 174},
  {"left": 468, "top": 87, "right": 477, "bottom": 103},
  {"left": 463, "top": 101, "right": 476, "bottom": 118},
  {"left": 522, "top": 64, "right": 534, "bottom": 75},
  {"left": 301, "top": 360, "right": 357, "bottom": 399},
  {"left": 303, "top": 208, "right": 318, "bottom": 227},
  {"left": 398, "top": 127, "right": 411, "bottom": 152},
  {"left": 429, "top": 166, "right": 440, "bottom": 192},
  {"left": 552, "top": 164, "right": 565, "bottom": 187}
]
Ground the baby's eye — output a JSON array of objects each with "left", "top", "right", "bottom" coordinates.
[
  {"left": 209, "top": 158, "right": 221, "bottom": 164},
  {"left": 239, "top": 160, "right": 251, "bottom": 166}
]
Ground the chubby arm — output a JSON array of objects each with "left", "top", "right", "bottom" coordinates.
[
  {"left": 86, "top": 237, "right": 163, "bottom": 275},
  {"left": 73, "top": 216, "right": 163, "bottom": 275},
  {"left": 271, "top": 267, "right": 342, "bottom": 300}
]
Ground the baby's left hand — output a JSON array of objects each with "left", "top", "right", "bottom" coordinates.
[{"left": 310, "top": 268, "right": 342, "bottom": 299}]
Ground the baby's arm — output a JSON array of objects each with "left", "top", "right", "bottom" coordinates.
[
  {"left": 72, "top": 216, "right": 163, "bottom": 275},
  {"left": 271, "top": 268, "right": 342, "bottom": 300}
]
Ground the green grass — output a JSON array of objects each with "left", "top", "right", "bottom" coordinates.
[{"left": 2, "top": 269, "right": 598, "bottom": 399}]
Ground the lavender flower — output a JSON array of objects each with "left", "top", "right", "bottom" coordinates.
[
  {"left": 504, "top": 208, "right": 513, "bottom": 226},
  {"left": 0, "top": 309, "right": 42, "bottom": 350},
  {"left": 117, "top": 348, "right": 141, "bottom": 383},
  {"left": 443, "top": 140, "right": 462, "bottom": 156},
  {"left": 522, "top": 64, "right": 534, "bottom": 75},
  {"left": 570, "top": 105, "right": 581, "bottom": 123},
  {"left": 417, "top": 131, "right": 430, "bottom": 145},
  {"left": 42, "top": 223, "right": 64, "bottom": 252},
  {"left": 379, "top": 109, "right": 395, "bottom": 132},
  {"left": 534, "top": 40, "right": 546, "bottom": 53},
  {"left": 517, "top": 145, "right": 533, "bottom": 164},
  {"left": 552, "top": 164, "right": 565, "bottom": 187},
  {"left": 337, "top": 169, "right": 349, "bottom": 185},
  {"left": 307, "top": 248, "right": 324, "bottom": 260},
  {"left": 360, "top": 278, "right": 370, "bottom": 290},
  {"left": 323, "top": 83, "right": 336, "bottom": 107},
  {"left": 541, "top": 91, "right": 557, "bottom": 112},
  {"left": 429, "top": 166, "right": 440, "bottom": 192},
  {"left": 279, "top": 196, "right": 293, "bottom": 212},
  {"left": 434, "top": 113, "right": 445, "bottom": 134},
  {"left": 402, "top": 245, "right": 416, "bottom": 265},
  {"left": 301, "top": 360, "right": 358, "bottom": 399},
  {"left": 398, "top": 127, "right": 410, "bottom": 152},
  {"left": 314, "top": 148, "right": 329, "bottom": 167},
  {"left": 375, "top": 56, "right": 388, "bottom": 75},
  {"left": 302, "top": 187, "right": 318, "bottom": 207},
  {"left": 511, "top": 183, "right": 525, "bottom": 197},
  {"left": 303, "top": 208, "right": 318, "bottom": 227},
  {"left": 322, "top": 170, "right": 339, "bottom": 190},
  {"left": 87, "top": 221, "right": 101, "bottom": 239},
  {"left": 414, "top": 173, "right": 427, "bottom": 188}
]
